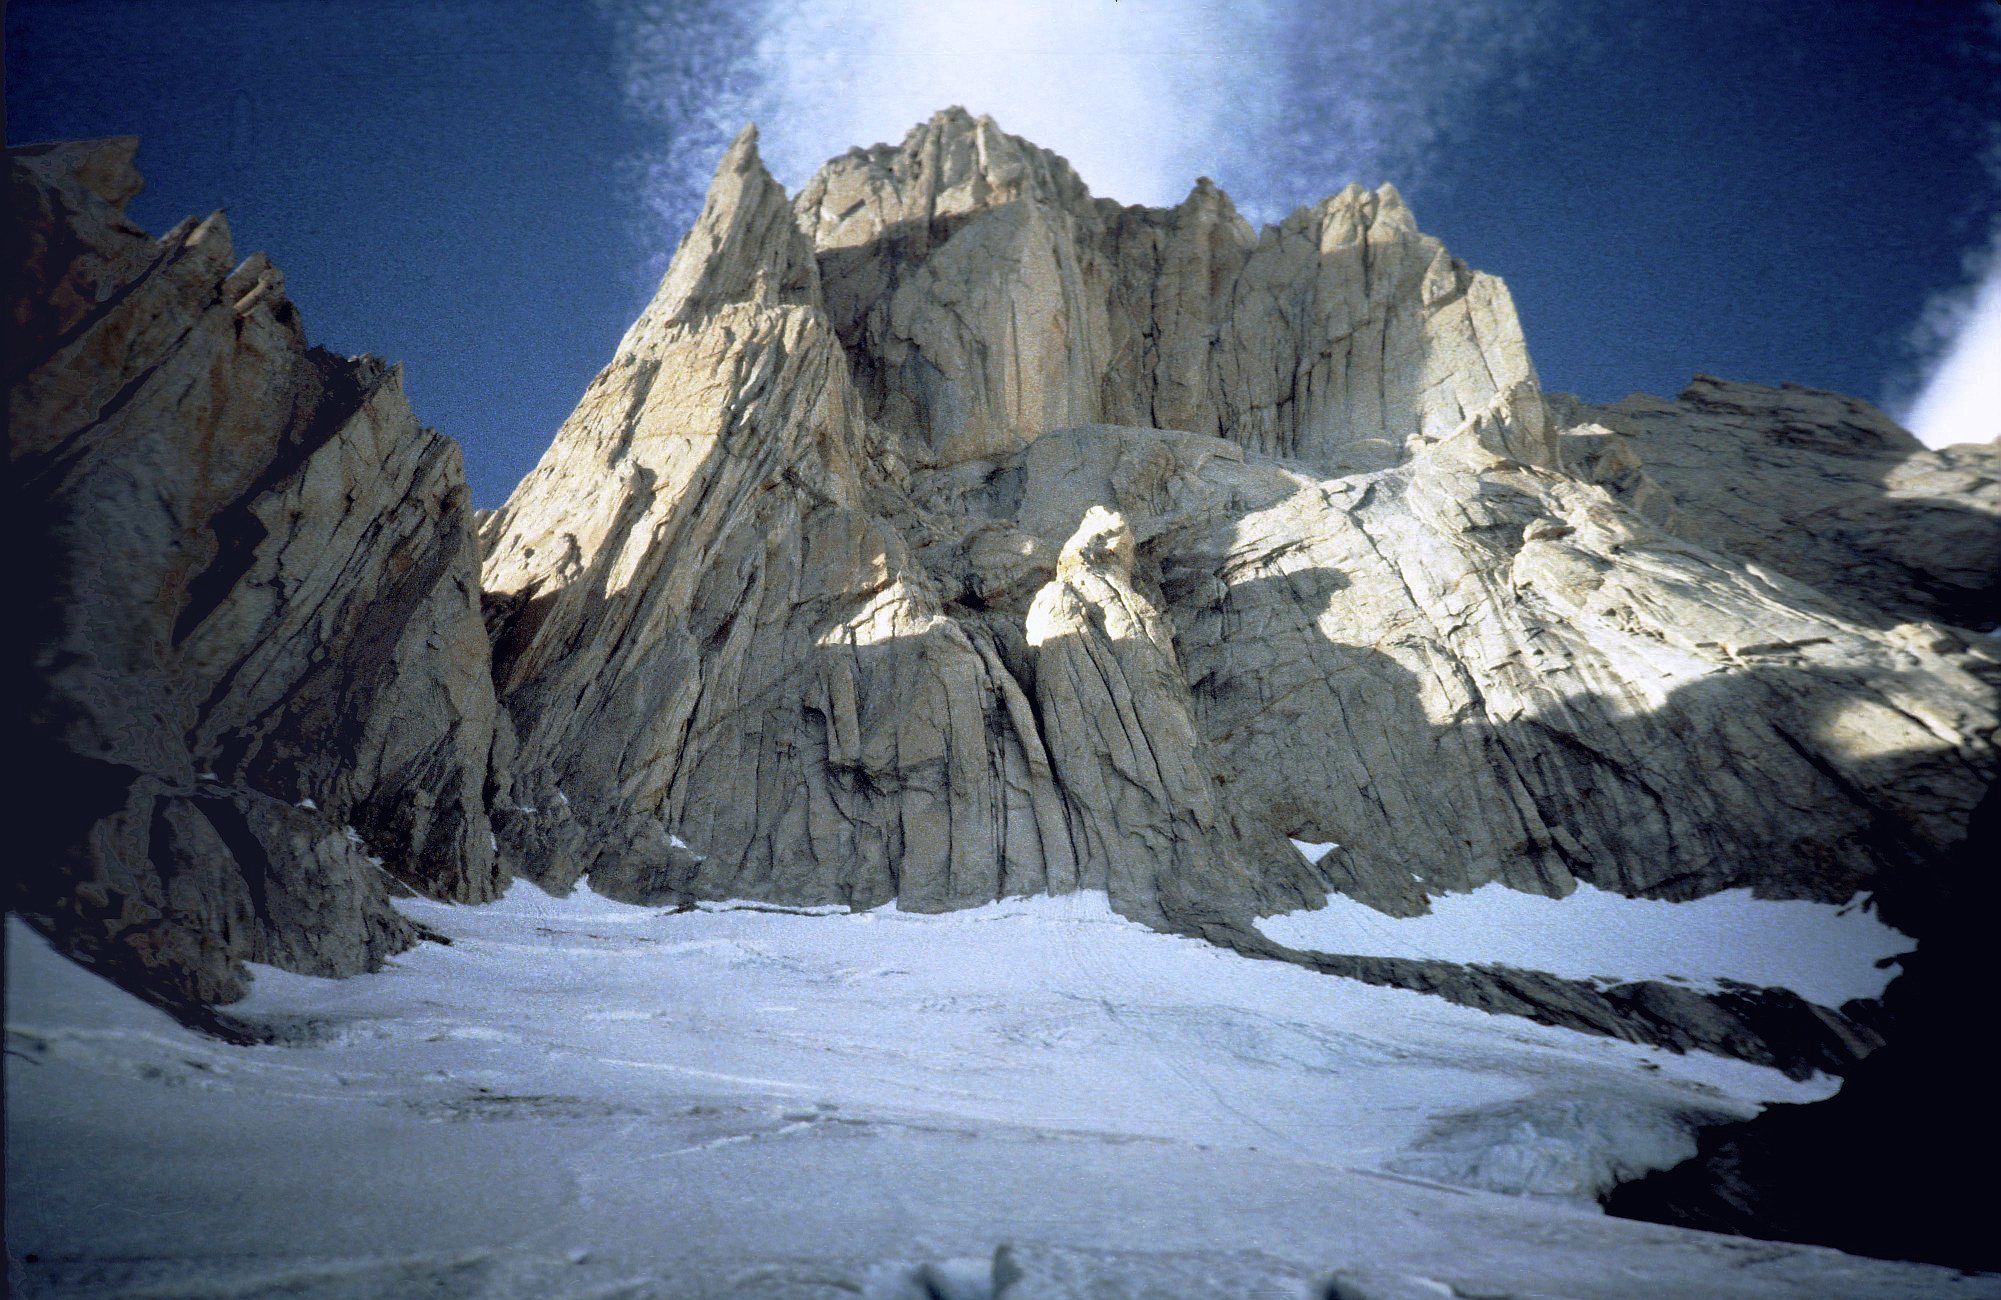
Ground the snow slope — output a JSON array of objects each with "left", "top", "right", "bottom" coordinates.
[
  {"left": 6, "top": 888, "right": 1986, "bottom": 1298},
  {"left": 1257, "top": 884, "right": 1912, "bottom": 1007}
]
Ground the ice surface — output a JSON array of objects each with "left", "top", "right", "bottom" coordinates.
[
  {"left": 6, "top": 892, "right": 1983, "bottom": 1298},
  {"left": 1256, "top": 883, "right": 1913, "bottom": 1007}
]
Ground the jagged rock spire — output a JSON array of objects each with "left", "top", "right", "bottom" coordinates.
[
  {"left": 795, "top": 109, "right": 1541, "bottom": 472},
  {"left": 643, "top": 124, "right": 822, "bottom": 331}
]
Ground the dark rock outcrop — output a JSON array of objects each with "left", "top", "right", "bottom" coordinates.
[
  {"left": 9, "top": 139, "right": 507, "bottom": 1011},
  {"left": 1555, "top": 376, "right": 2000, "bottom": 632},
  {"left": 1605, "top": 786, "right": 2001, "bottom": 1272}
]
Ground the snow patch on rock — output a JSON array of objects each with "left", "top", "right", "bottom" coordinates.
[{"left": 1256, "top": 883, "right": 1912, "bottom": 1007}]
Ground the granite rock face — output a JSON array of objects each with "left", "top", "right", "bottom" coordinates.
[
  {"left": 921, "top": 419, "right": 1995, "bottom": 923},
  {"left": 483, "top": 110, "right": 1997, "bottom": 945},
  {"left": 10, "top": 140, "right": 506, "bottom": 1008},
  {"left": 1023, "top": 506, "right": 1313, "bottom": 928},
  {"left": 1554, "top": 377, "right": 2000, "bottom": 632},
  {"left": 798, "top": 109, "right": 1539, "bottom": 473},
  {"left": 478, "top": 125, "right": 1324, "bottom": 924}
]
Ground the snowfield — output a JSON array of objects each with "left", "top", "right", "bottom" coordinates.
[
  {"left": 1256, "top": 883, "right": 1914, "bottom": 1007},
  {"left": 6, "top": 886, "right": 1989, "bottom": 1298}
]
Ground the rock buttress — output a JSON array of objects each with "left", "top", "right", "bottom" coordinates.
[{"left": 10, "top": 139, "right": 505, "bottom": 1010}]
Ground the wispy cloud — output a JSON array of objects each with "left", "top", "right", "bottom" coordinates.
[
  {"left": 1892, "top": 14, "right": 2001, "bottom": 450},
  {"left": 1894, "top": 106, "right": 2001, "bottom": 452},
  {"left": 601, "top": 0, "right": 1560, "bottom": 273},
  {"left": 1898, "top": 221, "right": 2001, "bottom": 449},
  {"left": 597, "top": 0, "right": 763, "bottom": 278}
]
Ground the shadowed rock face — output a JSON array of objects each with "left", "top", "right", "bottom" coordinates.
[
  {"left": 10, "top": 139, "right": 507, "bottom": 1010},
  {"left": 1554, "top": 377, "right": 2001, "bottom": 632},
  {"left": 481, "top": 109, "right": 1997, "bottom": 948},
  {"left": 1606, "top": 786, "right": 2001, "bottom": 1272}
]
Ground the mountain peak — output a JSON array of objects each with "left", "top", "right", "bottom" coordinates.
[
  {"left": 637, "top": 117, "right": 820, "bottom": 335},
  {"left": 469, "top": 114, "right": 1993, "bottom": 960}
]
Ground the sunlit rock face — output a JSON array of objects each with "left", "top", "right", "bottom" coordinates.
[
  {"left": 797, "top": 107, "right": 1540, "bottom": 473},
  {"left": 10, "top": 140, "right": 506, "bottom": 1008},
  {"left": 481, "top": 109, "right": 1997, "bottom": 934}
]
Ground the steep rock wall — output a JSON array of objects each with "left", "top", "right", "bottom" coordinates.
[
  {"left": 10, "top": 140, "right": 506, "bottom": 1009},
  {"left": 480, "top": 127, "right": 1327, "bottom": 924}
]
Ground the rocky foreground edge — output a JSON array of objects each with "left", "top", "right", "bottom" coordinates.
[
  {"left": 11, "top": 138, "right": 506, "bottom": 1014},
  {"left": 8, "top": 114, "right": 1999, "bottom": 1263}
]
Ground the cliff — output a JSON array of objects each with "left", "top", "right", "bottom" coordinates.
[{"left": 10, "top": 139, "right": 507, "bottom": 1011}]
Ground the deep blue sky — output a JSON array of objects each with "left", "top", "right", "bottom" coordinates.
[{"left": 10, "top": 1, "right": 1998, "bottom": 505}]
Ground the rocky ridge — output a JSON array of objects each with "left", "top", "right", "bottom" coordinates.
[
  {"left": 1553, "top": 377, "right": 2000, "bottom": 631},
  {"left": 10, "top": 139, "right": 506, "bottom": 1009},
  {"left": 795, "top": 111, "right": 1541, "bottom": 473}
]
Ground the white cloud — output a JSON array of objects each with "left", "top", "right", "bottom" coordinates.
[
  {"left": 1899, "top": 223, "right": 2001, "bottom": 449},
  {"left": 601, "top": 0, "right": 1558, "bottom": 270}
]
